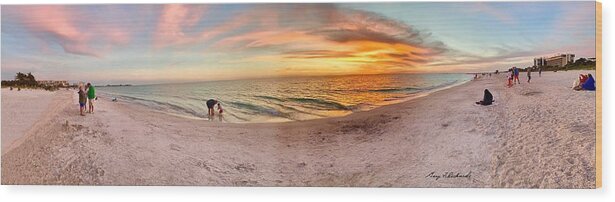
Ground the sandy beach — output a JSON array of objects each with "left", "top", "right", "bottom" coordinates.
[{"left": 1, "top": 70, "right": 596, "bottom": 188}]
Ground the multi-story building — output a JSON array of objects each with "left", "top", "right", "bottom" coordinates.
[
  {"left": 534, "top": 57, "right": 546, "bottom": 67},
  {"left": 533, "top": 53, "right": 575, "bottom": 67}
]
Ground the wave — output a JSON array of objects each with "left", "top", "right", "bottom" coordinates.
[
  {"left": 287, "top": 97, "right": 349, "bottom": 110},
  {"left": 256, "top": 95, "right": 351, "bottom": 111},
  {"left": 369, "top": 87, "right": 420, "bottom": 93},
  {"left": 112, "top": 94, "right": 207, "bottom": 118},
  {"left": 97, "top": 73, "right": 471, "bottom": 123},
  {"left": 254, "top": 95, "right": 286, "bottom": 102},
  {"left": 228, "top": 101, "right": 291, "bottom": 118},
  {"left": 424, "top": 80, "right": 461, "bottom": 91}
]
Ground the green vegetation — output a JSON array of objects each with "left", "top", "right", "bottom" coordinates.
[{"left": 1, "top": 72, "right": 60, "bottom": 91}]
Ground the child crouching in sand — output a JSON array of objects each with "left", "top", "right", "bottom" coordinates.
[
  {"left": 217, "top": 103, "right": 224, "bottom": 114},
  {"left": 78, "top": 84, "right": 87, "bottom": 116}
]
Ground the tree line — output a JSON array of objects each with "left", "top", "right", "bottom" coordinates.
[
  {"left": 539, "top": 57, "right": 597, "bottom": 71},
  {"left": 1, "top": 72, "right": 60, "bottom": 91}
]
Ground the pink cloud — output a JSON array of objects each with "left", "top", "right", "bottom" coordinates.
[
  {"left": 8, "top": 5, "right": 132, "bottom": 57},
  {"left": 17, "top": 6, "right": 98, "bottom": 56},
  {"left": 472, "top": 3, "right": 517, "bottom": 25},
  {"left": 103, "top": 28, "right": 131, "bottom": 45},
  {"left": 154, "top": 4, "right": 207, "bottom": 48},
  {"left": 153, "top": 6, "right": 274, "bottom": 48},
  {"left": 198, "top": 14, "right": 254, "bottom": 43}
]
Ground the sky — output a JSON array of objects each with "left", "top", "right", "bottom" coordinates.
[{"left": 1, "top": 2, "right": 597, "bottom": 84}]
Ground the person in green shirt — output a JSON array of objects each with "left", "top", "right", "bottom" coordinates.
[{"left": 86, "top": 83, "right": 96, "bottom": 113}]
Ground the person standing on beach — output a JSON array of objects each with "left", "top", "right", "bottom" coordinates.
[
  {"left": 86, "top": 83, "right": 96, "bottom": 113},
  {"left": 527, "top": 69, "right": 532, "bottom": 83},
  {"left": 513, "top": 67, "right": 520, "bottom": 84},
  {"left": 538, "top": 67, "right": 542, "bottom": 77},
  {"left": 78, "top": 84, "right": 87, "bottom": 116}
]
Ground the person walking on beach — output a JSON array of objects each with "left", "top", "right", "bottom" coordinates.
[
  {"left": 78, "top": 84, "right": 87, "bottom": 116},
  {"left": 538, "top": 67, "right": 542, "bottom": 77},
  {"left": 86, "top": 83, "right": 96, "bottom": 113},
  {"left": 513, "top": 67, "right": 520, "bottom": 84},
  {"left": 527, "top": 68, "right": 532, "bottom": 83},
  {"left": 206, "top": 99, "right": 223, "bottom": 116}
]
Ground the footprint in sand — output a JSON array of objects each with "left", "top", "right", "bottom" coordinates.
[
  {"left": 234, "top": 163, "right": 256, "bottom": 172},
  {"left": 566, "top": 158, "right": 576, "bottom": 164},
  {"left": 169, "top": 144, "right": 182, "bottom": 151},
  {"left": 522, "top": 91, "right": 542, "bottom": 96}
]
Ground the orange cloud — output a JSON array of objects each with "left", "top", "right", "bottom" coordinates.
[
  {"left": 205, "top": 5, "right": 446, "bottom": 74},
  {"left": 149, "top": 4, "right": 447, "bottom": 75}
]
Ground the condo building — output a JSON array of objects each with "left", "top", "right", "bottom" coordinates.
[{"left": 533, "top": 53, "right": 575, "bottom": 67}]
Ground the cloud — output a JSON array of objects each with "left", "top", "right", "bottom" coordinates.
[
  {"left": 189, "top": 4, "right": 448, "bottom": 72},
  {"left": 426, "top": 45, "right": 561, "bottom": 72},
  {"left": 283, "top": 50, "right": 356, "bottom": 59},
  {"left": 4, "top": 5, "right": 132, "bottom": 58},
  {"left": 471, "top": 3, "right": 517, "bottom": 25},
  {"left": 147, "top": 4, "right": 450, "bottom": 73},
  {"left": 154, "top": 4, "right": 207, "bottom": 47}
]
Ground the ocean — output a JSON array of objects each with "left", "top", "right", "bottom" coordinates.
[{"left": 97, "top": 73, "right": 472, "bottom": 123}]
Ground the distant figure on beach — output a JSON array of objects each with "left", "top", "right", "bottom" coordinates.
[
  {"left": 9, "top": 87, "right": 13, "bottom": 91},
  {"left": 476, "top": 89, "right": 494, "bottom": 106},
  {"left": 86, "top": 83, "right": 96, "bottom": 113},
  {"left": 538, "top": 67, "right": 542, "bottom": 77},
  {"left": 495, "top": 70, "right": 499, "bottom": 74},
  {"left": 206, "top": 99, "right": 223, "bottom": 116},
  {"left": 513, "top": 67, "right": 520, "bottom": 84},
  {"left": 17, "top": 87, "right": 21, "bottom": 91},
  {"left": 527, "top": 69, "right": 532, "bottom": 83},
  {"left": 78, "top": 84, "right": 87, "bottom": 116}
]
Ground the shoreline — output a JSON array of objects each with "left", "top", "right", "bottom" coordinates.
[
  {"left": 103, "top": 78, "right": 475, "bottom": 128},
  {"left": 97, "top": 77, "right": 473, "bottom": 124},
  {"left": 1, "top": 70, "right": 596, "bottom": 187}
]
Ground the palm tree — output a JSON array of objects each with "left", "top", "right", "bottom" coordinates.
[{"left": 15, "top": 72, "right": 26, "bottom": 81}]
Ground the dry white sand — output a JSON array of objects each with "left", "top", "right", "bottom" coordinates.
[
  {"left": 1, "top": 89, "right": 58, "bottom": 155},
  {"left": 1, "top": 70, "right": 596, "bottom": 188}
]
